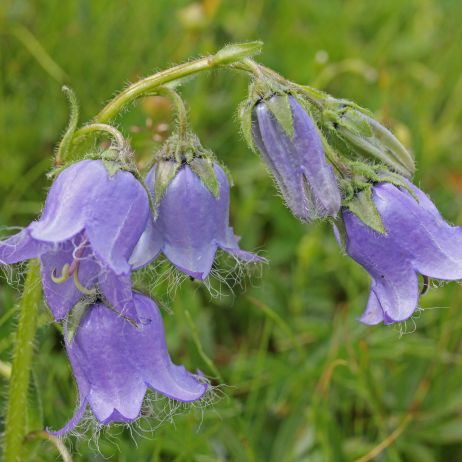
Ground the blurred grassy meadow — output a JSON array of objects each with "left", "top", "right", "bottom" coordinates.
[{"left": 1, "top": 0, "right": 462, "bottom": 460}]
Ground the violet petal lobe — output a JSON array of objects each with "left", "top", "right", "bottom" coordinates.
[
  {"left": 83, "top": 165, "right": 150, "bottom": 276},
  {"left": 29, "top": 160, "right": 102, "bottom": 243},
  {"left": 343, "top": 182, "right": 462, "bottom": 324},
  {"left": 344, "top": 208, "right": 419, "bottom": 324},
  {"left": 0, "top": 228, "right": 44, "bottom": 264},
  {"left": 48, "top": 292, "right": 207, "bottom": 435},
  {"left": 253, "top": 95, "right": 341, "bottom": 222}
]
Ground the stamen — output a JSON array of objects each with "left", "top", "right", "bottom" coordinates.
[{"left": 51, "top": 264, "right": 71, "bottom": 284}]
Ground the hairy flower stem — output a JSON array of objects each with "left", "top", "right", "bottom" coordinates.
[
  {"left": 90, "top": 53, "right": 245, "bottom": 125},
  {"left": 75, "top": 123, "right": 127, "bottom": 151},
  {"left": 56, "top": 42, "right": 262, "bottom": 164},
  {"left": 4, "top": 259, "right": 42, "bottom": 462}
]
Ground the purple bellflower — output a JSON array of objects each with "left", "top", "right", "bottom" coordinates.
[
  {"left": 48, "top": 292, "right": 207, "bottom": 435},
  {"left": 252, "top": 95, "right": 341, "bottom": 222},
  {"left": 0, "top": 160, "right": 150, "bottom": 321},
  {"left": 130, "top": 162, "right": 264, "bottom": 280},
  {"left": 342, "top": 181, "right": 462, "bottom": 325}
]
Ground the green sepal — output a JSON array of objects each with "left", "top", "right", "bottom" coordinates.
[
  {"left": 266, "top": 92, "right": 294, "bottom": 138},
  {"left": 365, "top": 115, "right": 415, "bottom": 176},
  {"left": 239, "top": 100, "right": 255, "bottom": 151},
  {"left": 333, "top": 216, "right": 348, "bottom": 251},
  {"left": 102, "top": 159, "right": 122, "bottom": 177},
  {"left": 153, "top": 160, "right": 181, "bottom": 206},
  {"left": 376, "top": 170, "right": 418, "bottom": 201},
  {"left": 337, "top": 127, "right": 412, "bottom": 178},
  {"left": 190, "top": 157, "right": 220, "bottom": 198},
  {"left": 345, "top": 186, "right": 385, "bottom": 234},
  {"left": 66, "top": 299, "right": 92, "bottom": 345},
  {"left": 338, "top": 107, "right": 373, "bottom": 138}
]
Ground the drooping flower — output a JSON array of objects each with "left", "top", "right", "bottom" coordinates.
[
  {"left": 130, "top": 160, "right": 264, "bottom": 280},
  {"left": 48, "top": 292, "right": 207, "bottom": 435},
  {"left": 251, "top": 95, "right": 341, "bottom": 222},
  {"left": 341, "top": 181, "right": 462, "bottom": 325},
  {"left": 0, "top": 160, "right": 150, "bottom": 321}
]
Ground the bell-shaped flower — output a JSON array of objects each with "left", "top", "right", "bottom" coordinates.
[
  {"left": 48, "top": 292, "right": 207, "bottom": 435},
  {"left": 130, "top": 161, "right": 264, "bottom": 280},
  {"left": 252, "top": 95, "right": 341, "bottom": 222},
  {"left": 0, "top": 160, "right": 150, "bottom": 321},
  {"left": 342, "top": 181, "right": 462, "bottom": 325}
]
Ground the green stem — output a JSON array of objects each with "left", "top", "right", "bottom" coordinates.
[
  {"left": 4, "top": 259, "right": 42, "bottom": 462},
  {"left": 157, "top": 87, "right": 189, "bottom": 142},
  {"left": 55, "top": 86, "right": 79, "bottom": 166},
  {"left": 90, "top": 57, "right": 220, "bottom": 125},
  {"left": 88, "top": 42, "right": 262, "bottom": 125},
  {"left": 75, "top": 123, "right": 127, "bottom": 150}
]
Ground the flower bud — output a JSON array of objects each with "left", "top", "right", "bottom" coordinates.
[
  {"left": 324, "top": 101, "right": 415, "bottom": 178},
  {"left": 130, "top": 134, "right": 265, "bottom": 279},
  {"left": 251, "top": 94, "right": 341, "bottom": 222}
]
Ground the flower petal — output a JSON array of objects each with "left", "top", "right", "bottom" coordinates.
[
  {"left": 0, "top": 228, "right": 45, "bottom": 264},
  {"left": 359, "top": 290, "right": 384, "bottom": 325},
  {"left": 58, "top": 293, "right": 206, "bottom": 432},
  {"left": 374, "top": 183, "right": 462, "bottom": 280},
  {"left": 84, "top": 166, "right": 150, "bottom": 275},
  {"left": 97, "top": 269, "right": 139, "bottom": 323},
  {"left": 65, "top": 303, "right": 147, "bottom": 423},
  {"left": 129, "top": 293, "right": 208, "bottom": 402},
  {"left": 29, "top": 160, "right": 101, "bottom": 243},
  {"left": 344, "top": 207, "right": 420, "bottom": 323},
  {"left": 153, "top": 165, "right": 230, "bottom": 280},
  {"left": 219, "top": 227, "right": 267, "bottom": 264},
  {"left": 129, "top": 215, "right": 163, "bottom": 270}
]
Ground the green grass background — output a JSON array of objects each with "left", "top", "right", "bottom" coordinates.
[{"left": 1, "top": 0, "right": 462, "bottom": 460}]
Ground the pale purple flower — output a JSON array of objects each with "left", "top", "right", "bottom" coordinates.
[
  {"left": 48, "top": 292, "right": 207, "bottom": 435},
  {"left": 0, "top": 160, "right": 149, "bottom": 321},
  {"left": 342, "top": 181, "right": 462, "bottom": 325},
  {"left": 252, "top": 95, "right": 341, "bottom": 221},
  {"left": 130, "top": 162, "right": 264, "bottom": 280}
]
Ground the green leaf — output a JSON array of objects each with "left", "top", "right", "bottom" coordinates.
[{"left": 346, "top": 186, "right": 385, "bottom": 234}]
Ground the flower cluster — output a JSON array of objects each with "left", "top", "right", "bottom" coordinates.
[
  {"left": 0, "top": 135, "right": 262, "bottom": 434},
  {"left": 239, "top": 67, "right": 462, "bottom": 326},
  {"left": 3, "top": 48, "right": 461, "bottom": 443}
]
